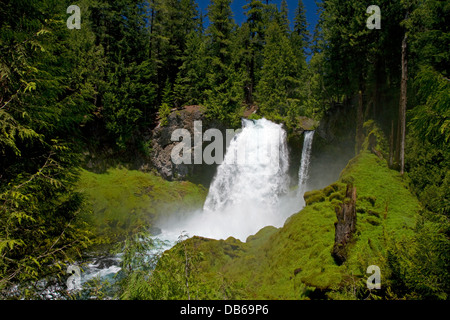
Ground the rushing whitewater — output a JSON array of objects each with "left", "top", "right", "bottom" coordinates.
[
  {"left": 297, "top": 131, "right": 315, "bottom": 197},
  {"left": 159, "top": 118, "right": 299, "bottom": 242},
  {"left": 204, "top": 118, "right": 290, "bottom": 212}
]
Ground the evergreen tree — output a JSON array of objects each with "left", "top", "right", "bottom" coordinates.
[
  {"left": 405, "top": 0, "right": 450, "bottom": 216},
  {"left": 151, "top": 0, "right": 199, "bottom": 98},
  {"left": 0, "top": 0, "right": 94, "bottom": 294},
  {"left": 207, "top": 0, "right": 236, "bottom": 81},
  {"left": 291, "top": 0, "right": 310, "bottom": 58},
  {"left": 88, "top": 0, "right": 157, "bottom": 149},
  {"left": 319, "top": 0, "right": 404, "bottom": 154},
  {"left": 242, "top": 0, "right": 267, "bottom": 104},
  {"left": 257, "top": 22, "right": 302, "bottom": 119},
  {"left": 279, "top": 0, "right": 290, "bottom": 33},
  {"left": 204, "top": 0, "right": 243, "bottom": 125},
  {"left": 174, "top": 30, "right": 209, "bottom": 107}
]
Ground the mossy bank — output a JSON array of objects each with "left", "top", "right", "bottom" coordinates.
[
  {"left": 129, "top": 149, "right": 448, "bottom": 300},
  {"left": 76, "top": 167, "right": 207, "bottom": 245}
]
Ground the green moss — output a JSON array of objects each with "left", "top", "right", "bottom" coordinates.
[
  {"left": 367, "top": 210, "right": 381, "bottom": 218},
  {"left": 76, "top": 167, "right": 207, "bottom": 244},
  {"left": 304, "top": 190, "right": 326, "bottom": 206},
  {"left": 339, "top": 150, "right": 418, "bottom": 231},
  {"left": 322, "top": 183, "right": 340, "bottom": 197},
  {"left": 338, "top": 151, "right": 420, "bottom": 292},
  {"left": 362, "top": 120, "right": 389, "bottom": 159},
  {"left": 147, "top": 151, "right": 422, "bottom": 300},
  {"left": 329, "top": 191, "right": 344, "bottom": 202},
  {"left": 247, "top": 113, "right": 262, "bottom": 121},
  {"left": 246, "top": 226, "right": 278, "bottom": 244},
  {"left": 364, "top": 216, "right": 381, "bottom": 226}
]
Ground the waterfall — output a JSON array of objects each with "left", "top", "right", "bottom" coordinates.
[
  {"left": 162, "top": 118, "right": 294, "bottom": 242},
  {"left": 297, "top": 131, "right": 315, "bottom": 197},
  {"left": 158, "top": 118, "right": 307, "bottom": 242},
  {"left": 203, "top": 118, "right": 290, "bottom": 212}
]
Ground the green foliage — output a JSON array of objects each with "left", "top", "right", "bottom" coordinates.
[
  {"left": 409, "top": 66, "right": 450, "bottom": 147},
  {"left": 119, "top": 232, "right": 236, "bottom": 300},
  {"left": 141, "top": 235, "right": 246, "bottom": 300},
  {"left": 152, "top": 151, "right": 449, "bottom": 300},
  {"left": 206, "top": 0, "right": 235, "bottom": 66},
  {"left": 256, "top": 22, "right": 303, "bottom": 119},
  {"left": 204, "top": 66, "right": 244, "bottom": 128},
  {"left": 292, "top": 0, "right": 310, "bottom": 57},
  {"left": 241, "top": 0, "right": 267, "bottom": 103},
  {"left": 386, "top": 212, "right": 450, "bottom": 299},
  {"left": 158, "top": 103, "right": 172, "bottom": 127},
  {"left": 174, "top": 30, "right": 209, "bottom": 106},
  {"left": 1, "top": 0, "right": 448, "bottom": 301},
  {"left": 405, "top": 0, "right": 450, "bottom": 77},
  {"left": 150, "top": 0, "right": 200, "bottom": 96},
  {"left": 116, "top": 229, "right": 157, "bottom": 300},
  {"left": 158, "top": 79, "right": 174, "bottom": 126},
  {"left": 76, "top": 167, "right": 207, "bottom": 244},
  {"left": 403, "top": 0, "right": 449, "bottom": 218},
  {"left": 0, "top": 0, "right": 97, "bottom": 295},
  {"left": 405, "top": 131, "right": 449, "bottom": 216},
  {"left": 362, "top": 119, "right": 390, "bottom": 159},
  {"left": 202, "top": 0, "right": 244, "bottom": 127}
]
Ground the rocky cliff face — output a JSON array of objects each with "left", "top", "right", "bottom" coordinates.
[
  {"left": 151, "top": 106, "right": 202, "bottom": 181},
  {"left": 150, "top": 106, "right": 225, "bottom": 184}
]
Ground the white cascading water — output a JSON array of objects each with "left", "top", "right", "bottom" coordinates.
[
  {"left": 203, "top": 118, "right": 290, "bottom": 212},
  {"left": 158, "top": 119, "right": 316, "bottom": 243},
  {"left": 33, "top": 119, "right": 318, "bottom": 297},
  {"left": 159, "top": 118, "right": 294, "bottom": 242},
  {"left": 63, "top": 119, "right": 316, "bottom": 296},
  {"left": 297, "top": 131, "right": 315, "bottom": 197}
]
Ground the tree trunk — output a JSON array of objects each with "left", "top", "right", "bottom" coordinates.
[
  {"left": 399, "top": 33, "right": 408, "bottom": 175},
  {"left": 373, "top": 58, "right": 383, "bottom": 121},
  {"left": 332, "top": 184, "right": 357, "bottom": 265},
  {"left": 389, "top": 120, "right": 394, "bottom": 168},
  {"left": 356, "top": 88, "right": 364, "bottom": 154}
]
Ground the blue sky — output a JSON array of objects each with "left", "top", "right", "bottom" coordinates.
[{"left": 197, "top": 0, "right": 320, "bottom": 35}]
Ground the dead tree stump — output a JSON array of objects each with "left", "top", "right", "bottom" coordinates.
[{"left": 332, "top": 184, "right": 357, "bottom": 265}]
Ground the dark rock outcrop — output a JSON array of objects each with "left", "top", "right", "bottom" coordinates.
[
  {"left": 332, "top": 184, "right": 357, "bottom": 265},
  {"left": 150, "top": 106, "right": 226, "bottom": 184},
  {"left": 151, "top": 106, "right": 204, "bottom": 181}
]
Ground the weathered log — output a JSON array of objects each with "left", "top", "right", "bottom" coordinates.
[{"left": 332, "top": 184, "right": 357, "bottom": 265}]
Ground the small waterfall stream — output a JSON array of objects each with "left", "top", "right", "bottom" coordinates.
[{"left": 297, "top": 131, "right": 315, "bottom": 197}]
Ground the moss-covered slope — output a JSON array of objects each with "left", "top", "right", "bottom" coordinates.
[
  {"left": 76, "top": 168, "right": 207, "bottom": 244},
  {"left": 153, "top": 150, "right": 421, "bottom": 299}
]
